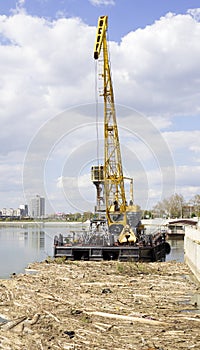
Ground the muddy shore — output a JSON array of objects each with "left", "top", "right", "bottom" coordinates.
[{"left": 0, "top": 260, "right": 200, "bottom": 349}]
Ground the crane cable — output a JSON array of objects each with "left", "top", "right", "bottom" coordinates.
[{"left": 94, "top": 59, "right": 100, "bottom": 168}]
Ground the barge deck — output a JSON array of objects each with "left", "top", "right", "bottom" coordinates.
[{"left": 54, "top": 235, "right": 170, "bottom": 262}]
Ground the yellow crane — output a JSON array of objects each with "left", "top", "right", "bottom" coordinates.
[
  {"left": 53, "top": 15, "right": 170, "bottom": 262},
  {"left": 93, "top": 15, "right": 138, "bottom": 244}
]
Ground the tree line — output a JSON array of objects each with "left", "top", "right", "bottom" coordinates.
[{"left": 150, "top": 193, "right": 200, "bottom": 219}]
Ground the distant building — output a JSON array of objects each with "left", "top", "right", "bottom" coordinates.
[
  {"left": 182, "top": 205, "right": 195, "bottom": 218},
  {"left": 0, "top": 204, "right": 28, "bottom": 219},
  {"left": 30, "top": 195, "right": 45, "bottom": 218},
  {"left": 19, "top": 204, "right": 28, "bottom": 217},
  {"left": 1, "top": 208, "right": 7, "bottom": 216},
  {"left": 5, "top": 208, "right": 14, "bottom": 216}
]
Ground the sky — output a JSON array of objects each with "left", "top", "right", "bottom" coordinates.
[{"left": 0, "top": 0, "right": 200, "bottom": 214}]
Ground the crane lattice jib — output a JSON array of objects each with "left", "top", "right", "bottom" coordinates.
[{"left": 94, "top": 16, "right": 127, "bottom": 228}]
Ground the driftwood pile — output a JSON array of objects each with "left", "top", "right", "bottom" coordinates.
[{"left": 0, "top": 260, "right": 200, "bottom": 349}]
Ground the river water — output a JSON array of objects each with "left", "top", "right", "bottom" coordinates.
[{"left": 0, "top": 223, "right": 184, "bottom": 279}]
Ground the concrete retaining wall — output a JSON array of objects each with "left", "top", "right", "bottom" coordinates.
[{"left": 184, "top": 225, "right": 200, "bottom": 282}]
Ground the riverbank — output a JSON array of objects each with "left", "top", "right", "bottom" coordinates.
[
  {"left": 0, "top": 221, "right": 90, "bottom": 228},
  {"left": 0, "top": 260, "right": 200, "bottom": 349}
]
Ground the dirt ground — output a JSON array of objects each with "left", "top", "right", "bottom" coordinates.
[{"left": 0, "top": 259, "right": 200, "bottom": 350}]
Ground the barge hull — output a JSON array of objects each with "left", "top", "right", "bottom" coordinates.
[{"left": 54, "top": 242, "right": 167, "bottom": 262}]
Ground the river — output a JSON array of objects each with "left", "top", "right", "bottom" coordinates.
[{"left": 0, "top": 222, "right": 184, "bottom": 278}]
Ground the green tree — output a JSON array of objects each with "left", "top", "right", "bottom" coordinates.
[
  {"left": 82, "top": 211, "right": 93, "bottom": 222},
  {"left": 190, "top": 194, "right": 200, "bottom": 217}
]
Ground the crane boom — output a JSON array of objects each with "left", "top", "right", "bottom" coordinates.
[{"left": 94, "top": 16, "right": 137, "bottom": 243}]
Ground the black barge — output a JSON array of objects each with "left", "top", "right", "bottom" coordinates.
[{"left": 54, "top": 228, "right": 171, "bottom": 262}]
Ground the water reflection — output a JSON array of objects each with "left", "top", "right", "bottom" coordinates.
[
  {"left": 0, "top": 224, "right": 185, "bottom": 278},
  {"left": 23, "top": 230, "right": 45, "bottom": 250},
  {"left": 166, "top": 238, "right": 184, "bottom": 262},
  {"left": 0, "top": 224, "right": 48, "bottom": 278}
]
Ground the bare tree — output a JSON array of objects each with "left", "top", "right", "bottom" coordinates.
[
  {"left": 168, "top": 193, "right": 185, "bottom": 218},
  {"left": 153, "top": 193, "right": 185, "bottom": 218}
]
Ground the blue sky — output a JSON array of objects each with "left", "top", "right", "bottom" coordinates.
[
  {"left": 1, "top": 0, "right": 200, "bottom": 40},
  {"left": 0, "top": 0, "right": 199, "bottom": 213}
]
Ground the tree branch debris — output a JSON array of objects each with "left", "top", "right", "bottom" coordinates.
[{"left": 0, "top": 260, "right": 199, "bottom": 349}]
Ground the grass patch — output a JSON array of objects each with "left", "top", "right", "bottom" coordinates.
[{"left": 115, "top": 261, "right": 154, "bottom": 275}]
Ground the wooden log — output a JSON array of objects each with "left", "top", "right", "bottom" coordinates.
[
  {"left": 86, "top": 311, "right": 166, "bottom": 325},
  {"left": 0, "top": 316, "right": 27, "bottom": 331},
  {"left": 43, "top": 310, "right": 60, "bottom": 323},
  {"left": 28, "top": 313, "right": 40, "bottom": 325}
]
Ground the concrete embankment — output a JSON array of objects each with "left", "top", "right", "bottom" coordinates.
[
  {"left": 185, "top": 225, "right": 200, "bottom": 282},
  {"left": 0, "top": 260, "right": 200, "bottom": 349}
]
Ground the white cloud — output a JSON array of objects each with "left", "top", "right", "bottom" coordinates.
[
  {"left": 55, "top": 174, "right": 95, "bottom": 212},
  {"left": 112, "top": 11, "right": 200, "bottom": 117},
  {"left": 0, "top": 10, "right": 200, "bottom": 211},
  {"left": 190, "top": 145, "right": 200, "bottom": 163},
  {"left": 147, "top": 116, "right": 172, "bottom": 130},
  {"left": 89, "top": 0, "right": 115, "bottom": 6},
  {"left": 163, "top": 130, "right": 200, "bottom": 155},
  {"left": 0, "top": 14, "right": 95, "bottom": 146},
  {"left": 14, "top": 0, "right": 26, "bottom": 9},
  {"left": 175, "top": 165, "right": 200, "bottom": 200},
  {"left": 187, "top": 8, "right": 200, "bottom": 22},
  {"left": 10, "top": 0, "right": 26, "bottom": 15}
]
